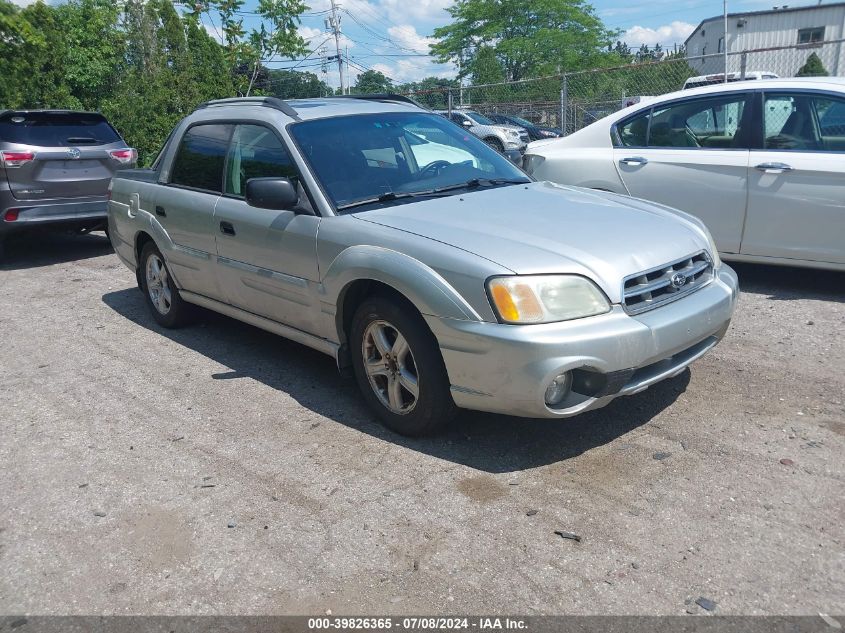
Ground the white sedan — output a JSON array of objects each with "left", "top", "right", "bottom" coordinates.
[{"left": 524, "top": 77, "right": 845, "bottom": 271}]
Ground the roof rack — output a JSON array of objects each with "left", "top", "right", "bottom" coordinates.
[
  {"left": 325, "top": 93, "right": 429, "bottom": 110},
  {"left": 197, "top": 97, "right": 300, "bottom": 121}
]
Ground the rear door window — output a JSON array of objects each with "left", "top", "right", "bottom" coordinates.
[
  {"left": 763, "top": 92, "right": 845, "bottom": 151},
  {"left": 0, "top": 112, "right": 121, "bottom": 147},
  {"left": 170, "top": 124, "right": 232, "bottom": 192}
]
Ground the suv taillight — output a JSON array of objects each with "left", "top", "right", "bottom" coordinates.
[
  {"left": 1, "top": 151, "right": 35, "bottom": 168},
  {"left": 109, "top": 148, "right": 137, "bottom": 164}
]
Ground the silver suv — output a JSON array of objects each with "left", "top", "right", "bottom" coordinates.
[
  {"left": 109, "top": 95, "right": 737, "bottom": 436},
  {"left": 0, "top": 110, "right": 136, "bottom": 252},
  {"left": 435, "top": 109, "right": 528, "bottom": 162}
]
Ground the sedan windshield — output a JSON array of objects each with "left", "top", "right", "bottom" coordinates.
[
  {"left": 289, "top": 112, "right": 529, "bottom": 212},
  {"left": 466, "top": 111, "right": 495, "bottom": 125}
]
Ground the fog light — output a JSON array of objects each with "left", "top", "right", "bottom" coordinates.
[
  {"left": 544, "top": 372, "right": 572, "bottom": 407},
  {"left": 4, "top": 209, "right": 19, "bottom": 222}
]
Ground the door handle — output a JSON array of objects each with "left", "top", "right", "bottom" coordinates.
[
  {"left": 155, "top": 205, "right": 166, "bottom": 217},
  {"left": 219, "top": 221, "right": 236, "bottom": 236},
  {"left": 755, "top": 162, "right": 793, "bottom": 174},
  {"left": 619, "top": 156, "right": 648, "bottom": 166}
]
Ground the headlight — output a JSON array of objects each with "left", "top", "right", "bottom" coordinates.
[
  {"left": 538, "top": 130, "right": 557, "bottom": 137},
  {"left": 487, "top": 275, "right": 611, "bottom": 324},
  {"left": 522, "top": 153, "right": 545, "bottom": 174},
  {"left": 703, "top": 226, "right": 722, "bottom": 268},
  {"left": 505, "top": 129, "right": 520, "bottom": 138}
]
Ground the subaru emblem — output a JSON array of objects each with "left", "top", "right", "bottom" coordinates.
[
  {"left": 670, "top": 272, "right": 687, "bottom": 289},
  {"left": 66, "top": 147, "right": 81, "bottom": 159}
]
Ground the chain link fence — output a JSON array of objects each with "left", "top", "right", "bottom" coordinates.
[{"left": 402, "top": 40, "right": 845, "bottom": 137}]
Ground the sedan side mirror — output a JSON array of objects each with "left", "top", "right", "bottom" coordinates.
[{"left": 245, "top": 177, "right": 298, "bottom": 211}]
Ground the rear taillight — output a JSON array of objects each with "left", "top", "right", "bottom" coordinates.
[
  {"left": 1, "top": 151, "right": 35, "bottom": 168},
  {"left": 4, "top": 209, "right": 19, "bottom": 222},
  {"left": 109, "top": 148, "right": 137, "bottom": 164}
]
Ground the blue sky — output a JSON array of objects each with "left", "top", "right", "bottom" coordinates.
[
  {"left": 10, "top": 0, "right": 827, "bottom": 85},
  {"left": 270, "top": 0, "right": 823, "bottom": 85}
]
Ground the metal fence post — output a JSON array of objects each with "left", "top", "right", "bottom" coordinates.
[
  {"left": 560, "top": 74, "right": 568, "bottom": 136},
  {"left": 447, "top": 89, "right": 453, "bottom": 117},
  {"left": 739, "top": 52, "right": 748, "bottom": 80}
]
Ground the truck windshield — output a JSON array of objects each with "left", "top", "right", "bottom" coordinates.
[{"left": 289, "top": 112, "right": 529, "bottom": 212}]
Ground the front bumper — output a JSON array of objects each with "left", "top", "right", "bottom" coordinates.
[
  {"left": 425, "top": 265, "right": 739, "bottom": 418},
  {"left": 0, "top": 199, "right": 108, "bottom": 234}
]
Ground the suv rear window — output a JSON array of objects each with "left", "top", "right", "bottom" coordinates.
[{"left": 0, "top": 112, "right": 122, "bottom": 146}]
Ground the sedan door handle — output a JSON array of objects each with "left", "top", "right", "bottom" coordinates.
[
  {"left": 155, "top": 205, "right": 166, "bottom": 217},
  {"left": 619, "top": 156, "right": 648, "bottom": 166},
  {"left": 755, "top": 162, "right": 793, "bottom": 174},
  {"left": 219, "top": 221, "right": 236, "bottom": 236}
]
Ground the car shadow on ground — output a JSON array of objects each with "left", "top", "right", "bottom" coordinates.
[
  {"left": 731, "top": 262, "right": 845, "bottom": 303},
  {"left": 102, "top": 286, "right": 688, "bottom": 473},
  {"left": 0, "top": 230, "right": 112, "bottom": 270}
]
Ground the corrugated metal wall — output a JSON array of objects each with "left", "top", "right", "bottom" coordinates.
[{"left": 685, "top": 5, "right": 845, "bottom": 76}]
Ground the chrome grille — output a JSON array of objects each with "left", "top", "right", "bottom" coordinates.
[{"left": 622, "top": 251, "right": 713, "bottom": 315}]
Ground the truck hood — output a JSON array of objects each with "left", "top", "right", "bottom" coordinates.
[{"left": 354, "top": 181, "right": 710, "bottom": 303}]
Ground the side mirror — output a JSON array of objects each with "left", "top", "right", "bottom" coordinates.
[{"left": 245, "top": 177, "right": 298, "bottom": 211}]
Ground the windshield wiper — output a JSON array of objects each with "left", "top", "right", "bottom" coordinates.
[
  {"left": 336, "top": 178, "right": 531, "bottom": 211},
  {"left": 431, "top": 178, "right": 529, "bottom": 194},
  {"left": 336, "top": 190, "right": 426, "bottom": 211}
]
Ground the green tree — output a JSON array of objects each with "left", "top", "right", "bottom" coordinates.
[
  {"left": 353, "top": 69, "right": 394, "bottom": 94},
  {"left": 0, "top": 1, "right": 77, "bottom": 109},
  {"left": 55, "top": 0, "right": 124, "bottom": 109},
  {"left": 470, "top": 45, "right": 505, "bottom": 84},
  {"left": 796, "top": 52, "right": 829, "bottom": 77},
  {"left": 431, "top": 0, "right": 618, "bottom": 81},
  {"left": 266, "top": 69, "right": 332, "bottom": 98}
]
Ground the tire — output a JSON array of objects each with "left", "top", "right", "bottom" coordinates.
[
  {"left": 484, "top": 137, "right": 505, "bottom": 153},
  {"left": 139, "top": 241, "right": 192, "bottom": 328},
  {"left": 350, "top": 295, "right": 457, "bottom": 436}
]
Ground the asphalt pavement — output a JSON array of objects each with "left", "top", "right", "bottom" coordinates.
[{"left": 0, "top": 231, "right": 842, "bottom": 616}]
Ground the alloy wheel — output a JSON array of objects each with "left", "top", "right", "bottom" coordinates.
[
  {"left": 361, "top": 319, "right": 420, "bottom": 415},
  {"left": 145, "top": 253, "right": 172, "bottom": 315}
]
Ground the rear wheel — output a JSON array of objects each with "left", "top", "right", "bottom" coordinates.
[
  {"left": 351, "top": 296, "right": 457, "bottom": 436},
  {"left": 139, "top": 242, "right": 192, "bottom": 328}
]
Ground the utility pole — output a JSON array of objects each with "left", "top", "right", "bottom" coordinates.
[
  {"left": 326, "top": 0, "right": 345, "bottom": 94},
  {"left": 724, "top": 0, "right": 729, "bottom": 82}
]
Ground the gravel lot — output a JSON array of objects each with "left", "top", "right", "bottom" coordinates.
[{"left": 1, "top": 231, "right": 843, "bottom": 616}]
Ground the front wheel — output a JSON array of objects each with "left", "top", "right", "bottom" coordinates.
[
  {"left": 139, "top": 242, "right": 192, "bottom": 328},
  {"left": 351, "top": 296, "right": 457, "bottom": 436},
  {"left": 484, "top": 137, "right": 505, "bottom": 153}
]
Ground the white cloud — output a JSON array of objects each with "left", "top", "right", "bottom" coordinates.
[
  {"left": 622, "top": 21, "right": 696, "bottom": 49},
  {"left": 10, "top": 0, "right": 37, "bottom": 5},
  {"left": 379, "top": 0, "right": 451, "bottom": 24},
  {"left": 386, "top": 24, "right": 434, "bottom": 54}
]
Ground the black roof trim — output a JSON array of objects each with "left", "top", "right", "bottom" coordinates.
[{"left": 197, "top": 97, "right": 301, "bottom": 121}]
